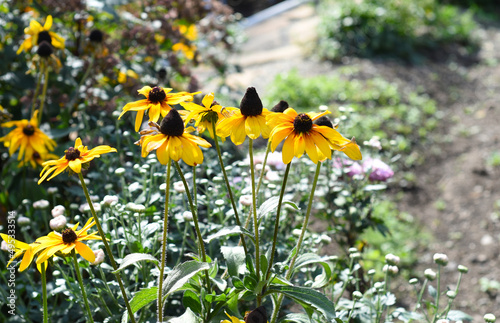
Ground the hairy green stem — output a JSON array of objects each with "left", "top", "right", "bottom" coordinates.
[
  {"left": 249, "top": 139, "right": 261, "bottom": 305},
  {"left": 157, "top": 160, "right": 171, "bottom": 323},
  {"left": 270, "top": 162, "right": 322, "bottom": 323},
  {"left": 264, "top": 162, "right": 291, "bottom": 282},
  {"left": 72, "top": 252, "right": 95, "bottom": 323},
  {"left": 212, "top": 122, "right": 248, "bottom": 253},
  {"left": 41, "top": 263, "right": 48, "bottom": 323},
  {"left": 38, "top": 62, "right": 50, "bottom": 124},
  {"left": 174, "top": 162, "right": 212, "bottom": 297},
  {"left": 77, "top": 173, "right": 136, "bottom": 323}
]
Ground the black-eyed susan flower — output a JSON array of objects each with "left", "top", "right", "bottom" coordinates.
[
  {"left": 19, "top": 150, "right": 59, "bottom": 169},
  {"left": 180, "top": 92, "right": 238, "bottom": 139},
  {"left": 34, "top": 218, "right": 102, "bottom": 264},
  {"left": 266, "top": 108, "right": 362, "bottom": 164},
  {"left": 17, "top": 15, "right": 65, "bottom": 55},
  {"left": 136, "top": 109, "right": 211, "bottom": 166},
  {"left": 38, "top": 137, "right": 117, "bottom": 184},
  {"left": 221, "top": 313, "right": 244, "bottom": 323},
  {"left": 0, "top": 234, "right": 45, "bottom": 272},
  {"left": 217, "top": 87, "right": 271, "bottom": 145},
  {"left": 119, "top": 86, "right": 199, "bottom": 131},
  {"left": 0, "top": 111, "right": 56, "bottom": 165}
]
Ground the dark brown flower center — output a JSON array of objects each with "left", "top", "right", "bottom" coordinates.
[
  {"left": 148, "top": 86, "right": 167, "bottom": 104},
  {"left": 240, "top": 87, "right": 263, "bottom": 117},
  {"left": 61, "top": 228, "right": 77, "bottom": 244},
  {"left": 89, "top": 29, "right": 104, "bottom": 43},
  {"left": 23, "top": 125, "right": 35, "bottom": 136},
  {"left": 271, "top": 100, "right": 289, "bottom": 113},
  {"left": 37, "top": 31, "right": 52, "bottom": 45},
  {"left": 65, "top": 147, "right": 81, "bottom": 160},
  {"left": 37, "top": 41, "right": 53, "bottom": 57},
  {"left": 158, "top": 68, "right": 167, "bottom": 80},
  {"left": 33, "top": 152, "right": 41, "bottom": 160},
  {"left": 293, "top": 113, "right": 313, "bottom": 133},
  {"left": 160, "top": 109, "right": 184, "bottom": 136},
  {"left": 314, "top": 116, "right": 333, "bottom": 128}
]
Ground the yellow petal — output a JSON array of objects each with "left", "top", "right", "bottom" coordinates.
[
  {"left": 75, "top": 241, "right": 95, "bottom": 263},
  {"left": 43, "top": 15, "right": 53, "bottom": 30}
]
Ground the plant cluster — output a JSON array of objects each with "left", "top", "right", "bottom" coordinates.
[
  {"left": 316, "top": 0, "right": 478, "bottom": 62},
  {"left": 0, "top": 1, "right": 496, "bottom": 323}
]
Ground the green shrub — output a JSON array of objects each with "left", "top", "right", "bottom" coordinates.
[{"left": 317, "top": 0, "right": 478, "bottom": 62}]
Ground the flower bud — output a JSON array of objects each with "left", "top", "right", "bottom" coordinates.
[
  {"left": 91, "top": 249, "right": 105, "bottom": 265},
  {"left": 33, "top": 199, "right": 50, "bottom": 209},
  {"left": 173, "top": 181, "right": 186, "bottom": 193},
  {"left": 183, "top": 211, "right": 193, "bottom": 221},
  {"left": 436, "top": 320, "right": 450, "bottom": 323},
  {"left": 114, "top": 167, "right": 126, "bottom": 176},
  {"left": 126, "top": 203, "right": 145, "bottom": 213},
  {"left": 18, "top": 216, "right": 31, "bottom": 227},
  {"left": 239, "top": 195, "right": 252, "bottom": 206},
  {"left": 51, "top": 205, "right": 66, "bottom": 217},
  {"left": 349, "top": 252, "right": 361, "bottom": 260},
  {"left": 374, "top": 282, "right": 384, "bottom": 290},
  {"left": 446, "top": 291, "right": 456, "bottom": 299},
  {"left": 50, "top": 216, "right": 67, "bottom": 231},
  {"left": 159, "top": 183, "right": 167, "bottom": 192},
  {"left": 352, "top": 291, "right": 363, "bottom": 301},
  {"left": 424, "top": 268, "right": 437, "bottom": 281},
  {"left": 367, "top": 269, "right": 376, "bottom": 276},
  {"left": 385, "top": 253, "right": 400, "bottom": 266},
  {"left": 1, "top": 240, "right": 9, "bottom": 251},
  {"left": 433, "top": 253, "right": 449, "bottom": 266},
  {"left": 484, "top": 313, "right": 496, "bottom": 323},
  {"left": 103, "top": 195, "right": 119, "bottom": 206},
  {"left": 47, "top": 187, "right": 58, "bottom": 194},
  {"left": 458, "top": 265, "right": 469, "bottom": 273},
  {"left": 383, "top": 264, "right": 399, "bottom": 275},
  {"left": 348, "top": 247, "right": 358, "bottom": 254},
  {"left": 409, "top": 278, "right": 419, "bottom": 285}
]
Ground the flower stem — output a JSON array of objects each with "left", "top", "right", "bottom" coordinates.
[
  {"left": 256, "top": 140, "right": 271, "bottom": 195},
  {"left": 270, "top": 161, "right": 322, "bottom": 323},
  {"left": 77, "top": 173, "right": 137, "bottom": 323},
  {"left": 38, "top": 61, "right": 50, "bottom": 124},
  {"left": 211, "top": 122, "right": 248, "bottom": 254},
  {"left": 249, "top": 139, "right": 261, "bottom": 301},
  {"left": 69, "top": 53, "right": 95, "bottom": 113},
  {"left": 174, "top": 162, "right": 212, "bottom": 295},
  {"left": 157, "top": 160, "right": 171, "bottom": 323},
  {"left": 31, "top": 60, "right": 44, "bottom": 119},
  {"left": 41, "top": 263, "right": 48, "bottom": 323},
  {"left": 432, "top": 266, "right": 442, "bottom": 323},
  {"left": 264, "top": 162, "right": 291, "bottom": 282},
  {"left": 72, "top": 252, "right": 95, "bottom": 323}
]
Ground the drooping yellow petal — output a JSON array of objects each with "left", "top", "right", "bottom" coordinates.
[{"left": 75, "top": 241, "right": 95, "bottom": 263}]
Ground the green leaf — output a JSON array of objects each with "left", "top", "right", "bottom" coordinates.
[
  {"left": 112, "top": 253, "right": 158, "bottom": 274},
  {"left": 166, "top": 307, "right": 201, "bottom": 323},
  {"left": 257, "top": 197, "right": 299, "bottom": 221},
  {"left": 204, "top": 226, "right": 242, "bottom": 243},
  {"left": 446, "top": 310, "right": 473, "bottom": 321},
  {"left": 221, "top": 246, "right": 246, "bottom": 277},
  {"left": 292, "top": 253, "right": 334, "bottom": 287},
  {"left": 121, "top": 287, "right": 158, "bottom": 323},
  {"left": 163, "top": 260, "right": 210, "bottom": 297},
  {"left": 277, "top": 313, "right": 312, "bottom": 323},
  {"left": 183, "top": 290, "right": 202, "bottom": 315},
  {"left": 265, "top": 285, "right": 336, "bottom": 321}
]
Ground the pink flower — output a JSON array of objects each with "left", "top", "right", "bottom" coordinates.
[{"left": 362, "top": 158, "right": 394, "bottom": 182}]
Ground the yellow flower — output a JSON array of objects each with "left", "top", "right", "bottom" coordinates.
[
  {"left": 0, "top": 234, "right": 46, "bottom": 272},
  {"left": 38, "top": 137, "right": 117, "bottom": 184},
  {"left": 179, "top": 24, "right": 198, "bottom": 41},
  {"left": 119, "top": 86, "right": 199, "bottom": 132},
  {"left": 0, "top": 111, "right": 56, "bottom": 164},
  {"left": 220, "top": 313, "right": 244, "bottom": 323},
  {"left": 136, "top": 109, "right": 211, "bottom": 166},
  {"left": 17, "top": 15, "right": 65, "bottom": 54},
  {"left": 217, "top": 87, "right": 271, "bottom": 145},
  {"left": 19, "top": 150, "right": 59, "bottom": 169},
  {"left": 180, "top": 93, "right": 238, "bottom": 139},
  {"left": 117, "top": 69, "right": 139, "bottom": 84},
  {"left": 172, "top": 42, "right": 196, "bottom": 60},
  {"left": 266, "top": 108, "right": 361, "bottom": 164},
  {"left": 34, "top": 218, "right": 102, "bottom": 264}
]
